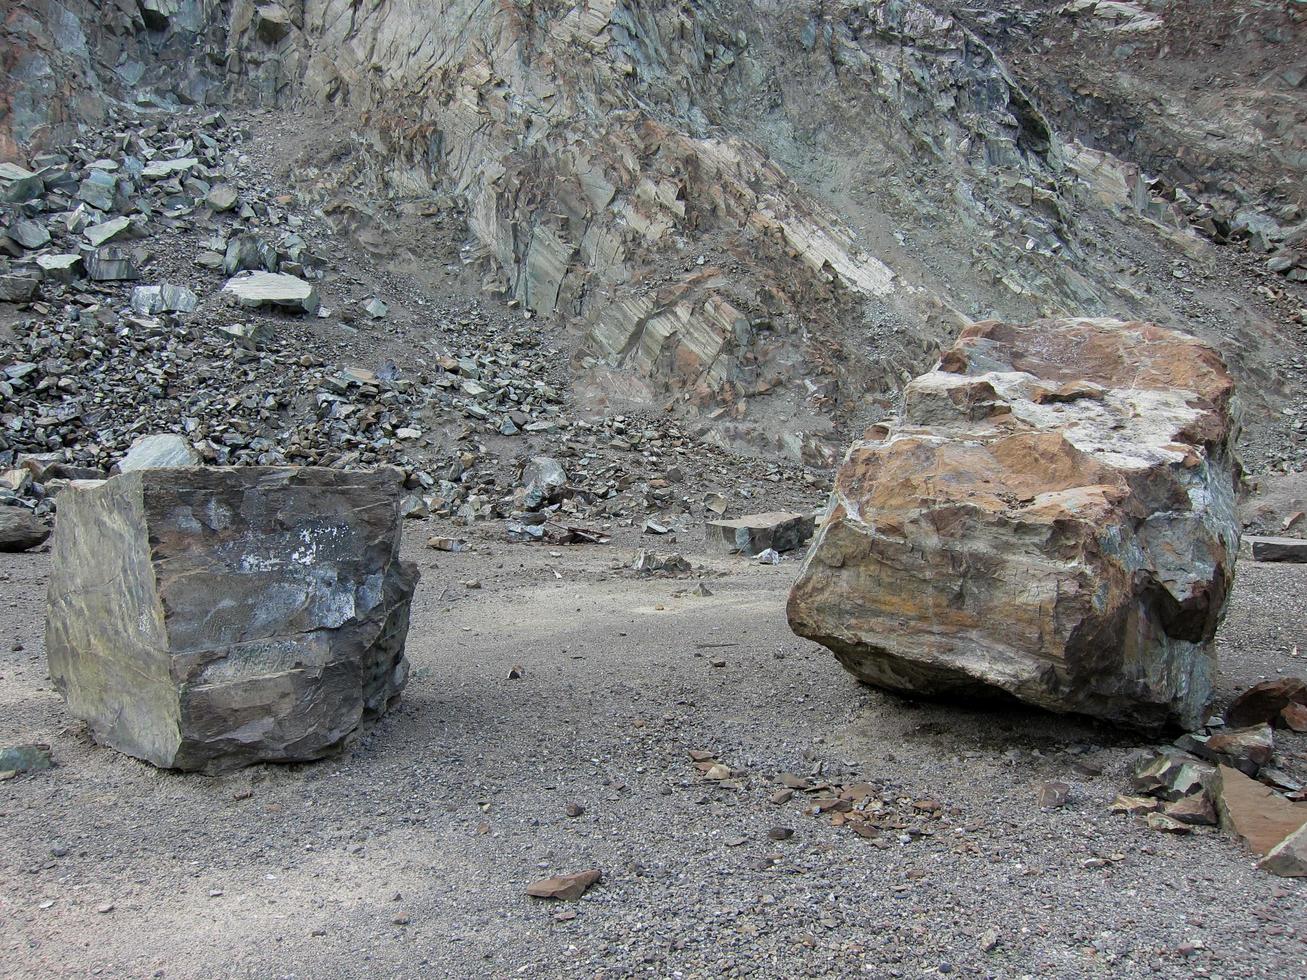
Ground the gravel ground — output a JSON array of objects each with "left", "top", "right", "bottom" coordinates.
[{"left": 1, "top": 524, "right": 1304, "bottom": 979}]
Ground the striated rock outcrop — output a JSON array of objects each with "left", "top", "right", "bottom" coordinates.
[
  {"left": 46, "top": 466, "right": 418, "bottom": 773},
  {"left": 788, "top": 317, "right": 1240, "bottom": 730}
]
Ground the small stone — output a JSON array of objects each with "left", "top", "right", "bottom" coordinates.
[
  {"left": 1225, "top": 677, "right": 1307, "bottom": 728},
  {"left": 427, "top": 536, "right": 469, "bottom": 552},
  {"left": 1037, "top": 781, "right": 1070, "bottom": 810},
  {"left": 0, "top": 743, "right": 53, "bottom": 774},
  {"left": 1109, "top": 794, "right": 1161, "bottom": 816},
  {"left": 1258, "top": 822, "right": 1307, "bottom": 877},
  {"left": 767, "top": 827, "right": 794, "bottom": 841},
  {"left": 1145, "top": 812, "right": 1191, "bottom": 834},
  {"left": 526, "top": 869, "right": 601, "bottom": 901},
  {"left": 1206, "top": 724, "right": 1274, "bottom": 775},
  {"left": 565, "top": 803, "right": 584, "bottom": 818}
]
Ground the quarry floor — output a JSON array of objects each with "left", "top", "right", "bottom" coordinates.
[{"left": 1, "top": 523, "right": 1304, "bottom": 979}]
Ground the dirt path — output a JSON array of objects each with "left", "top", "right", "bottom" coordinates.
[{"left": 1, "top": 527, "right": 1304, "bottom": 978}]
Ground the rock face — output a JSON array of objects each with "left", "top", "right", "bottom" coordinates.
[
  {"left": 46, "top": 467, "right": 418, "bottom": 773},
  {"left": 788, "top": 318, "right": 1240, "bottom": 730}
]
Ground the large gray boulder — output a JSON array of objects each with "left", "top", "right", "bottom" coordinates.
[{"left": 46, "top": 467, "right": 418, "bottom": 773}]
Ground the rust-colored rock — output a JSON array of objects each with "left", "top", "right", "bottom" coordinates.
[
  {"left": 788, "top": 318, "right": 1240, "bottom": 730},
  {"left": 1225, "top": 677, "right": 1307, "bottom": 728},
  {"left": 1215, "top": 765, "right": 1307, "bottom": 856},
  {"left": 526, "top": 869, "right": 602, "bottom": 901}
]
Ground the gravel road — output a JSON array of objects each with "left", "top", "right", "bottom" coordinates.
[{"left": 2, "top": 524, "right": 1304, "bottom": 978}]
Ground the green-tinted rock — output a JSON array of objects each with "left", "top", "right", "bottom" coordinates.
[{"left": 46, "top": 467, "right": 418, "bottom": 773}]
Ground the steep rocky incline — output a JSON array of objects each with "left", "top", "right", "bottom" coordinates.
[{"left": 2, "top": 1, "right": 1304, "bottom": 470}]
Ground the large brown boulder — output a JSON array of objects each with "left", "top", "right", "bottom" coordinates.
[
  {"left": 788, "top": 318, "right": 1239, "bottom": 730},
  {"left": 46, "top": 467, "right": 418, "bottom": 773}
]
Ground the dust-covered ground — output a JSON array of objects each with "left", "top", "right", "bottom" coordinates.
[{"left": 2, "top": 523, "right": 1304, "bottom": 979}]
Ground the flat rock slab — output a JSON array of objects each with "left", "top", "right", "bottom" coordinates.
[
  {"left": 1244, "top": 536, "right": 1307, "bottom": 562},
  {"left": 789, "top": 318, "right": 1240, "bottom": 730},
  {"left": 222, "top": 271, "right": 320, "bottom": 315},
  {"left": 45, "top": 467, "right": 419, "bottom": 773},
  {"left": 1215, "top": 765, "right": 1307, "bottom": 856},
  {"left": 706, "top": 511, "right": 815, "bottom": 555},
  {"left": 116, "top": 433, "right": 201, "bottom": 472}
]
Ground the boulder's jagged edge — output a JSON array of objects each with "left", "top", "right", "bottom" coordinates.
[{"left": 787, "top": 317, "right": 1241, "bottom": 730}]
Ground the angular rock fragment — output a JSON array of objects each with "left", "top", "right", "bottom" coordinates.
[
  {"left": 0, "top": 270, "right": 39, "bottom": 302},
  {"left": 0, "top": 507, "right": 50, "bottom": 551},
  {"left": 85, "top": 216, "right": 132, "bottom": 247},
  {"left": 222, "top": 271, "right": 319, "bottom": 314},
  {"left": 705, "top": 511, "right": 815, "bottom": 555},
  {"left": 1245, "top": 536, "right": 1307, "bottom": 562},
  {"left": 1215, "top": 765, "right": 1307, "bottom": 855},
  {"left": 1258, "top": 823, "right": 1307, "bottom": 877},
  {"left": 6, "top": 218, "right": 50, "bottom": 250},
  {"left": 0, "top": 162, "right": 44, "bottom": 203},
  {"left": 788, "top": 318, "right": 1240, "bottom": 729},
  {"left": 1226, "top": 677, "right": 1307, "bottom": 728},
  {"left": 85, "top": 246, "right": 139, "bottom": 281},
  {"left": 35, "top": 253, "right": 83, "bottom": 282},
  {"left": 45, "top": 467, "right": 418, "bottom": 773},
  {"left": 526, "top": 869, "right": 601, "bottom": 900},
  {"left": 130, "top": 284, "right": 199, "bottom": 316},
  {"left": 116, "top": 433, "right": 201, "bottom": 472},
  {"left": 0, "top": 743, "right": 53, "bottom": 777},
  {"left": 520, "top": 456, "right": 567, "bottom": 509},
  {"left": 206, "top": 184, "right": 239, "bottom": 212},
  {"left": 1204, "top": 724, "right": 1273, "bottom": 776}
]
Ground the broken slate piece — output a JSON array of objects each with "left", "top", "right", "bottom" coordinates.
[
  {"left": 85, "top": 216, "right": 132, "bottom": 247},
  {"left": 85, "top": 246, "right": 139, "bottom": 281},
  {"left": 45, "top": 467, "right": 419, "bottom": 773},
  {"left": 130, "top": 284, "right": 199, "bottom": 315},
  {"left": 6, "top": 218, "right": 50, "bottom": 250},
  {"left": 115, "top": 433, "right": 201, "bottom": 472},
  {"left": 1245, "top": 536, "right": 1307, "bottom": 562},
  {"left": 1215, "top": 765, "right": 1307, "bottom": 856},
  {"left": 1205, "top": 724, "right": 1274, "bottom": 776},
  {"left": 1225, "top": 677, "right": 1307, "bottom": 728},
  {"left": 206, "top": 184, "right": 239, "bottom": 212},
  {"left": 0, "top": 507, "right": 50, "bottom": 551},
  {"left": 141, "top": 157, "right": 199, "bottom": 180},
  {"left": 526, "top": 869, "right": 602, "bottom": 900},
  {"left": 0, "top": 270, "right": 39, "bottom": 302},
  {"left": 35, "top": 253, "right": 83, "bottom": 282},
  {"left": 706, "top": 511, "right": 815, "bottom": 555},
  {"left": 0, "top": 743, "right": 53, "bottom": 776},
  {"left": 0, "top": 162, "right": 44, "bottom": 203},
  {"left": 222, "top": 271, "right": 320, "bottom": 315}
]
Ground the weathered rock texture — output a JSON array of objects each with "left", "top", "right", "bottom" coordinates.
[
  {"left": 788, "top": 317, "right": 1240, "bottom": 730},
  {"left": 46, "top": 466, "right": 417, "bottom": 773},
  {"left": 3, "top": 2, "right": 1301, "bottom": 464}
]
